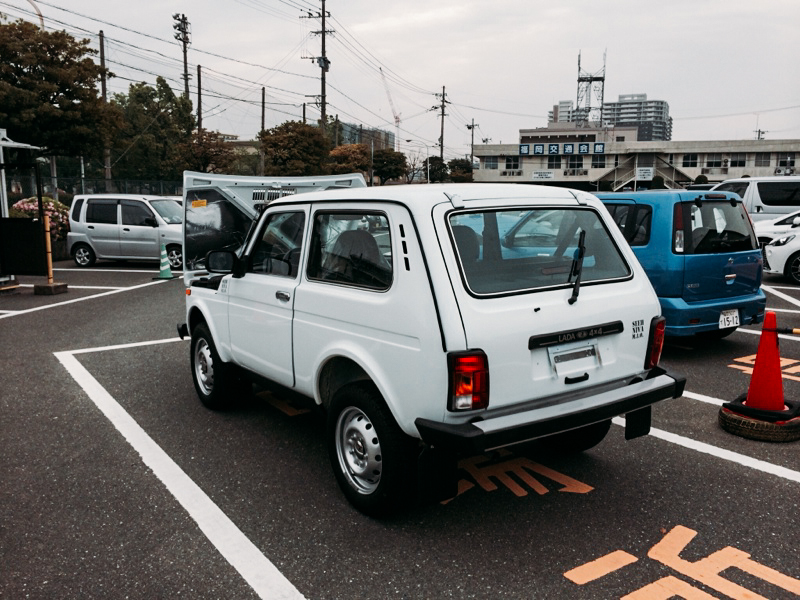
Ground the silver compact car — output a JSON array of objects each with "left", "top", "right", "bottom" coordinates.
[{"left": 67, "top": 194, "right": 183, "bottom": 268}]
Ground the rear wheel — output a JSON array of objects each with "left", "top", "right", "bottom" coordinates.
[
  {"left": 327, "top": 382, "right": 418, "bottom": 516},
  {"left": 545, "top": 420, "right": 611, "bottom": 453},
  {"left": 784, "top": 251, "right": 800, "bottom": 284},
  {"left": 72, "top": 243, "right": 96, "bottom": 267},
  {"left": 190, "top": 322, "right": 246, "bottom": 410}
]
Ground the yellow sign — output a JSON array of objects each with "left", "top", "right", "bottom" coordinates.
[{"left": 191, "top": 199, "right": 207, "bottom": 208}]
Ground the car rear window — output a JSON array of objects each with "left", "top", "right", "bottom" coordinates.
[
  {"left": 448, "top": 207, "right": 631, "bottom": 296},
  {"left": 677, "top": 200, "right": 758, "bottom": 254}
]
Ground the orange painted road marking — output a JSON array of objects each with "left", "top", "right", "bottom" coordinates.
[
  {"left": 458, "top": 453, "right": 593, "bottom": 497},
  {"left": 729, "top": 355, "right": 800, "bottom": 383},
  {"left": 257, "top": 391, "right": 311, "bottom": 416},
  {"left": 563, "top": 550, "right": 638, "bottom": 584},
  {"left": 566, "top": 525, "right": 800, "bottom": 599}
]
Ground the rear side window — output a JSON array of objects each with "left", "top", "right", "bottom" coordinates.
[
  {"left": 756, "top": 182, "right": 800, "bottom": 206},
  {"left": 715, "top": 182, "right": 749, "bottom": 198},
  {"left": 85, "top": 199, "right": 117, "bottom": 224},
  {"left": 70, "top": 198, "right": 84, "bottom": 221},
  {"left": 676, "top": 201, "right": 757, "bottom": 255},
  {"left": 604, "top": 204, "right": 652, "bottom": 246},
  {"left": 307, "top": 212, "right": 392, "bottom": 290},
  {"left": 449, "top": 208, "right": 631, "bottom": 296}
]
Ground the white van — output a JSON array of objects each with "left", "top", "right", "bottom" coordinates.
[
  {"left": 67, "top": 194, "right": 184, "bottom": 268},
  {"left": 711, "top": 176, "right": 800, "bottom": 222}
]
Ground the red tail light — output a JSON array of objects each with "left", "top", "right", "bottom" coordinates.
[
  {"left": 448, "top": 351, "right": 489, "bottom": 411},
  {"left": 645, "top": 317, "right": 666, "bottom": 369}
]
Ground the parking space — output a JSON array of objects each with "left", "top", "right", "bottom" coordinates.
[{"left": 2, "top": 267, "right": 798, "bottom": 599}]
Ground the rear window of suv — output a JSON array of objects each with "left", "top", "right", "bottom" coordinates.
[
  {"left": 676, "top": 200, "right": 757, "bottom": 254},
  {"left": 449, "top": 207, "right": 631, "bottom": 296}
]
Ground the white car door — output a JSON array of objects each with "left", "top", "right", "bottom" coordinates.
[{"left": 227, "top": 206, "right": 308, "bottom": 388}]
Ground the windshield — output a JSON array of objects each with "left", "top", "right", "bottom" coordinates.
[
  {"left": 449, "top": 207, "right": 630, "bottom": 296},
  {"left": 149, "top": 199, "right": 183, "bottom": 224}
]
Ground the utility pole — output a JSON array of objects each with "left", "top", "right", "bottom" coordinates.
[
  {"left": 196, "top": 65, "right": 202, "bottom": 131},
  {"left": 432, "top": 86, "right": 448, "bottom": 159},
  {"left": 755, "top": 129, "right": 767, "bottom": 140},
  {"left": 302, "top": 1, "right": 332, "bottom": 133},
  {"left": 259, "top": 87, "right": 265, "bottom": 176},
  {"left": 99, "top": 30, "right": 111, "bottom": 185},
  {"left": 466, "top": 119, "right": 478, "bottom": 165},
  {"left": 172, "top": 13, "right": 191, "bottom": 99}
]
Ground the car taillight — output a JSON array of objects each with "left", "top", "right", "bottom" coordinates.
[
  {"left": 645, "top": 316, "right": 666, "bottom": 369},
  {"left": 448, "top": 351, "right": 489, "bottom": 411},
  {"left": 673, "top": 203, "right": 684, "bottom": 253}
]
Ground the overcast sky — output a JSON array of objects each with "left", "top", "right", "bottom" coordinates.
[{"left": 3, "top": 0, "right": 799, "bottom": 160}]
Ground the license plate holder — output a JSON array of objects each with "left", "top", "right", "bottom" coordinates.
[{"left": 719, "top": 308, "right": 740, "bottom": 329}]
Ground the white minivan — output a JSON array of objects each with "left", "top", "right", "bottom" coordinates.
[
  {"left": 67, "top": 194, "right": 183, "bottom": 268},
  {"left": 711, "top": 176, "right": 800, "bottom": 222}
]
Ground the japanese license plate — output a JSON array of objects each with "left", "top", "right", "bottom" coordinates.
[{"left": 719, "top": 309, "right": 740, "bottom": 329}]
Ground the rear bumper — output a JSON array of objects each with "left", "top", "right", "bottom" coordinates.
[
  {"left": 660, "top": 290, "right": 766, "bottom": 336},
  {"left": 415, "top": 368, "right": 685, "bottom": 455}
]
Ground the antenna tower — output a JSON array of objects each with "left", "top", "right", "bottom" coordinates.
[{"left": 576, "top": 51, "right": 606, "bottom": 127}]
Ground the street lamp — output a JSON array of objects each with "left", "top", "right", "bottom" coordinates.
[{"left": 405, "top": 140, "right": 435, "bottom": 184}]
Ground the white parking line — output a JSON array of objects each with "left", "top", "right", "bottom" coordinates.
[
  {"left": 54, "top": 267, "right": 183, "bottom": 274},
  {"left": 612, "top": 416, "right": 800, "bottom": 484},
  {"left": 0, "top": 279, "right": 173, "bottom": 320},
  {"left": 55, "top": 340, "right": 304, "bottom": 600},
  {"left": 763, "top": 284, "right": 800, "bottom": 308},
  {"left": 682, "top": 391, "right": 724, "bottom": 406},
  {"left": 19, "top": 284, "right": 126, "bottom": 290}
]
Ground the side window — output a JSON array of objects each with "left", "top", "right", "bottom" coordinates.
[
  {"left": 71, "top": 198, "right": 84, "bottom": 221},
  {"left": 249, "top": 211, "right": 306, "bottom": 277},
  {"left": 715, "top": 182, "right": 749, "bottom": 198},
  {"left": 86, "top": 199, "right": 117, "bottom": 224},
  {"left": 307, "top": 211, "right": 392, "bottom": 290},
  {"left": 757, "top": 182, "right": 800, "bottom": 206},
  {"left": 604, "top": 204, "right": 651, "bottom": 246},
  {"left": 121, "top": 200, "right": 155, "bottom": 226}
]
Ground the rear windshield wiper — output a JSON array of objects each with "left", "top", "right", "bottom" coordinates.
[{"left": 568, "top": 229, "right": 586, "bottom": 305}]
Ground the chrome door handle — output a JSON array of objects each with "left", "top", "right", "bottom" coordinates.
[{"left": 275, "top": 291, "right": 291, "bottom": 302}]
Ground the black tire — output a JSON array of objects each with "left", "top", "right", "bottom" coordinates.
[
  {"left": 190, "top": 322, "right": 246, "bottom": 410},
  {"left": 545, "top": 419, "right": 611, "bottom": 453},
  {"left": 72, "top": 243, "right": 96, "bottom": 267},
  {"left": 784, "top": 251, "right": 800, "bottom": 284},
  {"left": 327, "top": 382, "right": 418, "bottom": 516},
  {"left": 718, "top": 408, "right": 800, "bottom": 442},
  {"left": 166, "top": 244, "right": 183, "bottom": 270}
]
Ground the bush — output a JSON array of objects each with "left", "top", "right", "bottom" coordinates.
[{"left": 10, "top": 196, "right": 70, "bottom": 241}]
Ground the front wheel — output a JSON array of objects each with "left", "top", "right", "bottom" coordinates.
[
  {"left": 327, "top": 382, "right": 418, "bottom": 516},
  {"left": 190, "top": 322, "right": 246, "bottom": 410},
  {"left": 166, "top": 244, "right": 183, "bottom": 270},
  {"left": 784, "top": 251, "right": 800, "bottom": 284},
  {"left": 545, "top": 420, "right": 611, "bottom": 453}
]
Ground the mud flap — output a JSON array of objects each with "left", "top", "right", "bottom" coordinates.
[
  {"left": 417, "top": 447, "right": 458, "bottom": 504},
  {"left": 625, "top": 405, "right": 651, "bottom": 440}
]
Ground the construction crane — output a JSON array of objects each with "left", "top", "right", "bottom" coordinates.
[{"left": 379, "top": 68, "right": 401, "bottom": 151}]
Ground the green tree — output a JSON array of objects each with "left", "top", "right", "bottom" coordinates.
[
  {"left": 424, "top": 156, "right": 448, "bottom": 183},
  {"left": 329, "top": 143, "right": 370, "bottom": 175},
  {"left": 179, "top": 130, "right": 238, "bottom": 174},
  {"left": 110, "top": 77, "right": 195, "bottom": 180},
  {"left": 0, "top": 20, "right": 120, "bottom": 158},
  {"left": 372, "top": 148, "right": 407, "bottom": 185},
  {"left": 650, "top": 175, "right": 666, "bottom": 189},
  {"left": 259, "top": 121, "right": 330, "bottom": 176},
  {"left": 694, "top": 174, "right": 709, "bottom": 184},
  {"left": 447, "top": 158, "right": 473, "bottom": 183}
]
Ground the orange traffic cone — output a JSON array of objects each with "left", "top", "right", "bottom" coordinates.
[{"left": 744, "top": 311, "right": 785, "bottom": 412}]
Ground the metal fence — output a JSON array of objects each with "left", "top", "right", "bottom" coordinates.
[{"left": 6, "top": 173, "right": 182, "bottom": 206}]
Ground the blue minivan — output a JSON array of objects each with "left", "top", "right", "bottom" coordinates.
[{"left": 596, "top": 190, "right": 766, "bottom": 338}]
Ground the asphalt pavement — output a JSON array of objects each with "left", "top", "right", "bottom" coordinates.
[{"left": 1, "top": 260, "right": 798, "bottom": 599}]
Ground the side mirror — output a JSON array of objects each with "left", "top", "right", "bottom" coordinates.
[
  {"left": 792, "top": 217, "right": 800, "bottom": 228},
  {"left": 144, "top": 216, "right": 158, "bottom": 227},
  {"left": 206, "top": 250, "right": 238, "bottom": 275}
]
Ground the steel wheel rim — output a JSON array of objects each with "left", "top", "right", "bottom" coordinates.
[
  {"left": 167, "top": 247, "right": 182, "bottom": 269},
  {"left": 335, "top": 406, "right": 382, "bottom": 495},
  {"left": 75, "top": 247, "right": 91, "bottom": 265},
  {"left": 194, "top": 338, "right": 214, "bottom": 395}
]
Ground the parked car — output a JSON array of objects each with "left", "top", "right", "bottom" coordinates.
[
  {"left": 711, "top": 176, "right": 800, "bottom": 222},
  {"left": 179, "top": 173, "right": 684, "bottom": 516},
  {"left": 763, "top": 234, "right": 800, "bottom": 283},
  {"left": 753, "top": 209, "right": 800, "bottom": 246},
  {"left": 67, "top": 194, "right": 183, "bottom": 268},
  {"left": 597, "top": 190, "right": 766, "bottom": 339}
]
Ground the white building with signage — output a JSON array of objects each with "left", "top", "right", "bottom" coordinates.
[{"left": 473, "top": 122, "right": 798, "bottom": 191}]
